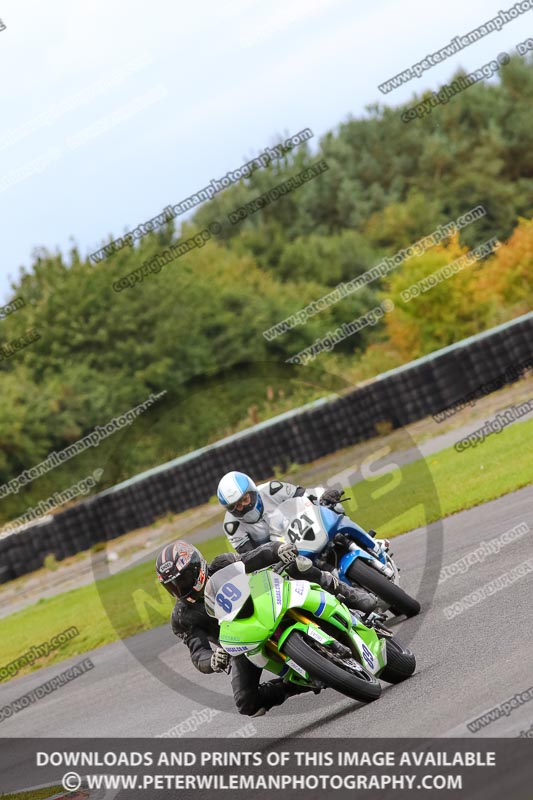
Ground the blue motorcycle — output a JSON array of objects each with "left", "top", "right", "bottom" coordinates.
[{"left": 269, "top": 495, "right": 421, "bottom": 617}]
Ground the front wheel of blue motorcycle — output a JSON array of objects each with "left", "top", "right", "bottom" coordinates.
[
  {"left": 347, "top": 559, "right": 421, "bottom": 617},
  {"left": 282, "top": 630, "right": 382, "bottom": 704}
]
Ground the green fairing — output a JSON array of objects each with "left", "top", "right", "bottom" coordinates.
[{"left": 218, "top": 569, "right": 386, "bottom": 686}]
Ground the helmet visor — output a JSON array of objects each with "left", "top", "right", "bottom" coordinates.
[
  {"left": 162, "top": 561, "right": 200, "bottom": 599},
  {"left": 226, "top": 490, "right": 258, "bottom": 519}
]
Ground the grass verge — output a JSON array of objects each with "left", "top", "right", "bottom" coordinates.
[
  {"left": 344, "top": 415, "right": 533, "bottom": 536},
  {"left": 1, "top": 417, "right": 532, "bottom": 683},
  {"left": 0, "top": 536, "right": 227, "bottom": 685},
  {"left": 0, "top": 788, "right": 63, "bottom": 800}
]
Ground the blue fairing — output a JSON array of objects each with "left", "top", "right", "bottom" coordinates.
[
  {"left": 318, "top": 505, "right": 385, "bottom": 563},
  {"left": 338, "top": 517, "right": 386, "bottom": 564},
  {"left": 338, "top": 549, "right": 378, "bottom": 583},
  {"left": 318, "top": 504, "right": 345, "bottom": 538}
]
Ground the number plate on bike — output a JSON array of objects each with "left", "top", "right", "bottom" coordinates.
[
  {"left": 205, "top": 562, "right": 251, "bottom": 622},
  {"left": 273, "top": 497, "right": 330, "bottom": 554}
]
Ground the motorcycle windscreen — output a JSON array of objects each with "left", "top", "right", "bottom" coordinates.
[
  {"left": 269, "top": 496, "right": 330, "bottom": 554},
  {"left": 204, "top": 562, "right": 251, "bottom": 622}
]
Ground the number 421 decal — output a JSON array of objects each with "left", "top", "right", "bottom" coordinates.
[{"left": 287, "top": 513, "right": 316, "bottom": 544}]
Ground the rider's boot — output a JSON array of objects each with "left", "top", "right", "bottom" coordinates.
[
  {"left": 283, "top": 682, "right": 322, "bottom": 698},
  {"left": 319, "top": 570, "right": 378, "bottom": 614}
]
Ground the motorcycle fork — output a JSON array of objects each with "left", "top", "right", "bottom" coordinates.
[
  {"left": 266, "top": 609, "right": 314, "bottom": 659},
  {"left": 287, "top": 608, "right": 315, "bottom": 625},
  {"left": 290, "top": 608, "right": 356, "bottom": 661},
  {"left": 265, "top": 639, "right": 286, "bottom": 660}
]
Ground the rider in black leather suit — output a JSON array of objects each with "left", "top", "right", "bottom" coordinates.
[{"left": 156, "top": 539, "right": 377, "bottom": 716}]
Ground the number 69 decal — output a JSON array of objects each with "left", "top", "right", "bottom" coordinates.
[{"left": 216, "top": 582, "right": 242, "bottom": 614}]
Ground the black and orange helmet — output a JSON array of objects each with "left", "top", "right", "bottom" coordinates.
[{"left": 155, "top": 541, "right": 208, "bottom": 601}]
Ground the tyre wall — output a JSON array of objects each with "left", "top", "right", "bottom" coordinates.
[{"left": 0, "top": 312, "right": 531, "bottom": 583}]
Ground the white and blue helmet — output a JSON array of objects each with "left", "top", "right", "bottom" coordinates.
[{"left": 217, "top": 471, "right": 264, "bottom": 523}]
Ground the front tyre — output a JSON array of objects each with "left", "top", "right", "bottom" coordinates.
[
  {"left": 282, "top": 630, "right": 381, "bottom": 703},
  {"left": 379, "top": 638, "right": 416, "bottom": 684},
  {"left": 347, "top": 559, "right": 421, "bottom": 617}
]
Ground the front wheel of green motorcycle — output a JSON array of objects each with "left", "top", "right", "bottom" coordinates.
[
  {"left": 378, "top": 637, "right": 416, "bottom": 684},
  {"left": 282, "top": 630, "right": 382, "bottom": 703}
]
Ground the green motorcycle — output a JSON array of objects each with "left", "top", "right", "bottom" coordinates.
[{"left": 205, "top": 560, "right": 415, "bottom": 703}]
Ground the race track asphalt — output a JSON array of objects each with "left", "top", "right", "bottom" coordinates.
[{"left": 1, "top": 483, "right": 532, "bottom": 760}]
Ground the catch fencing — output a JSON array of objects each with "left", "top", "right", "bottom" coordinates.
[{"left": 0, "top": 312, "right": 531, "bottom": 583}]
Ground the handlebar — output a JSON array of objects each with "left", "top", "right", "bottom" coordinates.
[{"left": 271, "top": 560, "right": 287, "bottom": 575}]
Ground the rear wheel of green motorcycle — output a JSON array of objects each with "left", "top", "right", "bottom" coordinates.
[
  {"left": 347, "top": 559, "right": 421, "bottom": 617},
  {"left": 282, "top": 630, "right": 382, "bottom": 703},
  {"left": 379, "top": 637, "right": 416, "bottom": 684}
]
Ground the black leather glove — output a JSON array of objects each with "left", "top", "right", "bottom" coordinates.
[
  {"left": 320, "top": 488, "right": 343, "bottom": 507},
  {"left": 210, "top": 647, "right": 230, "bottom": 673},
  {"left": 277, "top": 542, "right": 299, "bottom": 565}
]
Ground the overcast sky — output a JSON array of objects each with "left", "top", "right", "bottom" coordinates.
[{"left": 0, "top": 0, "right": 528, "bottom": 302}]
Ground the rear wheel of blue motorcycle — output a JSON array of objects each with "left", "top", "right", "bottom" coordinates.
[
  {"left": 379, "top": 638, "right": 416, "bottom": 683},
  {"left": 282, "top": 630, "right": 382, "bottom": 703},
  {"left": 347, "top": 560, "right": 421, "bottom": 617}
]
